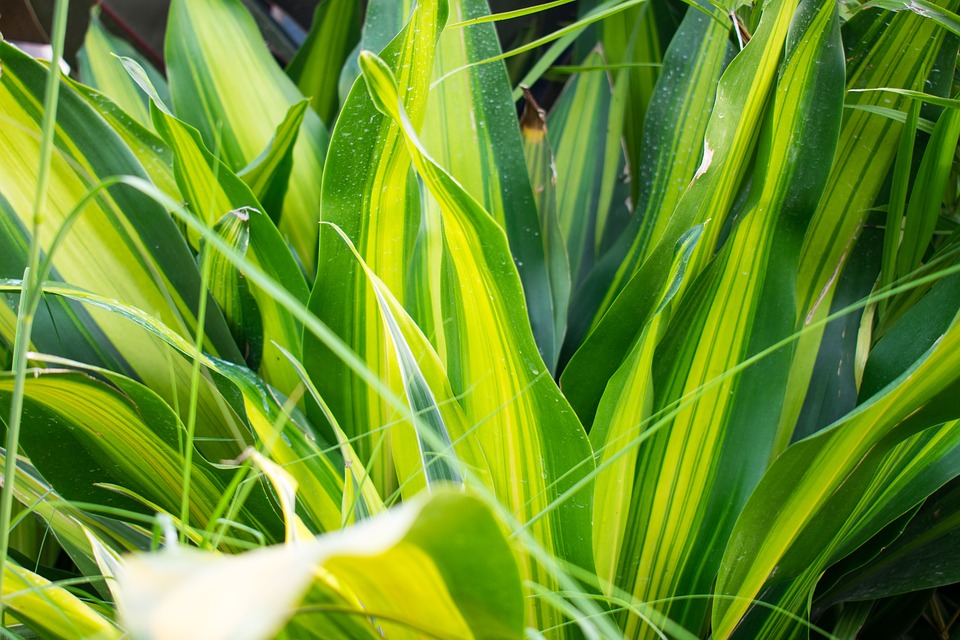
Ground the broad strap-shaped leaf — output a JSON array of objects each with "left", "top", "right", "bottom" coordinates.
[
  {"left": 77, "top": 7, "right": 170, "bottom": 130},
  {"left": 418, "top": 0, "right": 560, "bottom": 369},
  {"left": 360, "top": 49, "right": 596, "bottom": 631},
  {"left": 818, "top": 454, "right": 960, "bottom": 605},
  {"left": 67, "top": 77, "right": 181, "bottom": 203},
  {"left": 0, "top": 367, "right": 283, "bottom": 546},
  {"left": 596, "top": 0, "right": 843, "bottom": 633},
  {"left": 199, "top": 209, "right": 264, "bottom": 371},
  {"left": 775, "top": 0, "right": 959, "bottom": 452},
  {"left": 149, "top": 100, "right": 309, "bottom": 395},
  {"left": 714, "top": 273, "right": 960, "bottom": 637},
  {"left": 0, "top": 279, "right": 348, "bottom": 534},
  {"left": 118, "top": 492, "right": 524, "bottom": 640},
  {"left": 578, "top": 0, "right": 667, "bottom": 207},
  {"left": 559, "top": 9, "right": 733, "bottom": 422},
  {"left": 0, "top": 41, "right": 245, "bottom": 459},
  {"left": 728, "top": 418, "right": 960, "bottom": 637},
  {"left": 337, "top": 0, "right": 416, "bottom": 108},
  {"left": 165, "top": 0, "right": 328, "bottom": 276},
  {"left": 286, "top": 0, "right": 361, "bottom": 127},
  {"left": 326, "top": 224, "right": 492, "bottom": 495},
  {"left": 236, "top": 100, "right": 310, "bottom": 227},
  {"left": 3, "top": 560, "right": 121, "bottom": 640},
  {"left": 590, "top": 224, "right": 702, "bottom": 588},
  {"left": 304, "top": 0, "right": 446, "bottom": 496},
  {"left": 0, "top": 453, "right": 148, "bottom": 598},
  {"left": 895, "top": 99, "right": 960, "bottom": 279}
]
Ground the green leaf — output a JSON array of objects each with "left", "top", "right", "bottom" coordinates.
[
  {"left": 352, "top": 0, "right": 568, "bottom": 368},
  {"left": 896, "top": 101, "right": 960, "bottom": 278},
  {"left": 304, "top": 0, "right": 446, "bottom": 496},
  {"left": 360, "top": 48, "right": 597, "bottom": 631},
  {"left": 543, "top": 49, "right": 613, "bottom": 289},
  {"left": 323, "top": 222, "right": 493, "bottom": 494},
  {"left": 149, "top": 98, "right": 309, "bottom": 395},
  {"left": 0, "top": 278, "right": 348, "bottom": 534},
  {"left": 1, "top": 454, "right": 148, "bottom": 601},
  {"left": 236, "top": 100, "right": 310, "bottom": 227},
  {"left": 579, "top": 0, "right": 667, "bottom": 207},
  {"left": 0, "top": 368, "right": 282, "bottom": 545},
  {"left": 559, "top": 9, "right": 732, "bottom": 419},
  {"left": 590, "top": 224, "right": 702, "bottom": 589},
  {"left": 286, "top": 0, "right": 362, "bottom": 126},
  {"left": 165, "top": 0, "right": 329, "bottom": 276},
  {"left": 520, "top": 91, "right": 570, "bottom": 373},
  {"left": 714, "top": 273, "right": 960, "bottom": 637},
  {"left": 118, "top": 492, "right": 524, "bottom": 640},
  {"left": 421, "top": 0, "right": 561, "bottom": 370},
  {"left": 67, "top": 78, "right": 181, "bottom": 203},
  {"left": 775, "top": 1, "right": 958, "bottom": 453},
  {"left": 588, "top": 0, "right": 845, "bottom": 632},
  {"left": 859, "top": 0, "right": 960, "bottom": 35},
  {"left": 199, "top": 209, "right": 264, "bottom": 372},
  {"left": 820, "top": 470, "right": 960, "bottom": 603},
  {"left": 3, "top": 560, "right": 120, "bottom": 640},
  {"left": 0, "top": 41, "right": 247, "bottom": 459},
  {"left": 77, "top": 7, "right": 170, "bottom": 130}
]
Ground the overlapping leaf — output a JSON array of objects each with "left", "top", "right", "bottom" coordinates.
[
  {"left": 0, "top": 42, "right": 245, "bottom": 458},
  {"left": 165, "top": 0, "right": 329, "bottom": 275},
  {"left": 119, "top": 492, "right": 524, "bottom": 640},
  {"left": 360, "top": 48, "right": 596, "bottom": 631}
]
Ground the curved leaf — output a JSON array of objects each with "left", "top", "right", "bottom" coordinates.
[
  {"left": 165, "top": 0, "right": 329, "bottom": 275},
  {"left": 118, "top": 492, "right": 524, "bottom": 640},
  {"left": 360, "top": 49, "right": 597, "bottom": 630}
]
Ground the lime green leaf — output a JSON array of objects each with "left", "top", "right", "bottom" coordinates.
[
  {"left": 274, "top": 345, "right": 386, "bottom": 525},
  {"left": 590, "top": 224, "right": 702, "bottom": 588},
  {"left": 580, "top": 0, "right": 664, "bottom": 207},
  {"left": 323, "top": 222, "right": 494, "bottom": 495},
  {"left": 118, "top": 492, "right": 524, "bottom": 640},
  {"left": 0, "top": 41, "right": 247, "bottom": 457},
  {"left": 4, "top": 561, "right": 120, "bottom": 640},
  {"left": 360, "top": 49, "right": 597, "bottom": 630},
  {"left": 68, "top": 78, "right": 181, "bottom": 203},
  {"left": 558, "top": 7, "right": 741, "bottom": 425},
  {"left": 304, "top": 0, "right": 446, "bottom": 496},
  {"left": 199, "top": 209, "right": 264, "bottom": 371},
  {"left": 859, "top": 0, "right": 960, "bottom": 35},
  {"left": 777, "top": 1, "right": 958, "bottom": 454},
  {"left": 543, "top": 49, "right": 612, "bottom": 289},
  {"left": 165, "top": 0, "right": 328, "bottom": 276},
  {"left": 2, "top": 454, "right": 148, "bottom": 600},
  {"left": 896, "top": 102, "right": 960, "bottom": 278},
  {"left": 0, "top": 368, "right": 283, "bottom": 545},
  {"left": 337, "top": 0, "right": 416, "bottom": 96},
  {"left": 149, "top": 99, "right": 308, "bottom": 395},
  {"left": 820, "top": 466, "right": 960, "bottom": 603},
  {"left": 420, "top": 0, "right": 560, "bottom": 369},
  {"left": 714, "top": 273, "right": 960, "bottom": 637},
  {"left": 586, "top": 0, "right": 845, "bottom": 631},
  {"left": 77, "top": 7, "right": 170, "bottom": 130},
  {"left": 0, "top": 278, "right": 348, "bottom": 534},
  {"left": 236, "top": 100, "right": 310, "bottom": 226}
]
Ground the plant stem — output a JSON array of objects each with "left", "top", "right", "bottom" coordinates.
[{"left": 0, "top": 0, "right": 70, "bottom": 614}]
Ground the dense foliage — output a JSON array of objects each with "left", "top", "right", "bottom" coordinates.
[{"left": 2, "top": 0, "right": 960, "bottom": 637}]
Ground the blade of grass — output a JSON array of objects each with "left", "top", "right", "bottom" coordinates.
[{"left": 0, "top": 0, "right": 70, "bottom": 613}]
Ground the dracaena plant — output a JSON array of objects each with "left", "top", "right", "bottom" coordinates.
[{"left": 1, "top": 0, "right": 960, "bottom": 637}]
